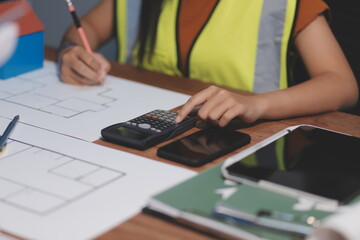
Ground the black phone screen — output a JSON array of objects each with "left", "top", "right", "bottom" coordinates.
[
  {"left": 225, "top": 126, "right": 360, "bottom": 204},
  {"left": 157, "top": 127, "right": 251, "bottom": 167}
]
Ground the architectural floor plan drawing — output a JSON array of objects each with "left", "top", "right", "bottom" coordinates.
[
  {"left": 0, "top": 117, "right": 195, "bottom": 240},
  {"left": 0, "top": 61, "right": 190, "bottom": 141},
  {"left": 0, "top": 139, "right": 125, "bottom": 215},
  {"left": 0, "top": 64, "right": 116, "bottom": 118}
]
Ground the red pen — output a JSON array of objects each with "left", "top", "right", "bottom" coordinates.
[{"left": 65, "top": 0, "right": 93, "bottom": 54}]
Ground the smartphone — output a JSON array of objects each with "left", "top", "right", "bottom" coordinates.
[{"left": 157, "top": 126, "right": 251, "bottom": 167}]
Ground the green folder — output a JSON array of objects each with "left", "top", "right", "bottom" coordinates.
[{"left": 145, "top": 163, "right": 329, "bottom": 240}]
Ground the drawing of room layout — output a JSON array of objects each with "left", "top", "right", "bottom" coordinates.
[
  {"left": 0, "top": 139, "right": 125, "bottom": 215},
  {"left": 0, "top": 62, "right": 116, "bottom": 118}
]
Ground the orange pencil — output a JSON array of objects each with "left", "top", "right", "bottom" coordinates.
[{"left": 65, "top": 0, "right": 93, "bottom": 54}]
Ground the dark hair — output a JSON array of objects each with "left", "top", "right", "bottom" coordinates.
[{"left": 137, "top": 0, "right": 164, "bottom": 65}]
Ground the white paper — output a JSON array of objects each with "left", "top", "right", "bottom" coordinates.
[
  {"left": 0, "top": 61, "right": 190, "bottom": 141},
  {"left": 0, "top": 117, "right": 196, "bottom": 240}
]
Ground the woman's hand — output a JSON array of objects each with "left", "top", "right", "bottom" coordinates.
[
  {"left": 178, "top": 15, "right": 359, "bottom": 126},
  {"left": 59, "top": 45, "right": 110, "bottom": 85},
  {"left": 176, "top": 85, "right": 266, "bottom": 126}
]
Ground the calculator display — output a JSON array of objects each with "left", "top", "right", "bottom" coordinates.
[{"left": 116, "top": 126, "right": 150, "bottom": 141}]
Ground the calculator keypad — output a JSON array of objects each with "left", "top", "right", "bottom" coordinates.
[{"left": 126, "top": 110, "right": 178, "bottom": 132}]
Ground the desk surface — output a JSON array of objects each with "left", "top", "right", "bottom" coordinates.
[{"left": 44, "top": 47, "right": 360, "bottom": 240}]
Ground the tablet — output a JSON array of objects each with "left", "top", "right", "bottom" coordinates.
[{"left": 221, "top": 125, "right": 360, "bottom": 205}]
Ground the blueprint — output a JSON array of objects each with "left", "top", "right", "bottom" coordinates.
[
  {"left": 0, "top": 117, "right": 195, "bottom": 240},
  {"left": 0, "top": 138, "right": 125, "bottom": 215},
  {"left": 0, "top": 61, "right": 190, "bottom": 141}
]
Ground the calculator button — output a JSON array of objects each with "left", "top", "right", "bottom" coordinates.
[{"left": 138, "top": 123, "right": 151, "bottom": 129}]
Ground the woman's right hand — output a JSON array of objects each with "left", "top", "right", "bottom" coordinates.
[{"left": 59, "top": 45, "right": 110, "bottom": 85}]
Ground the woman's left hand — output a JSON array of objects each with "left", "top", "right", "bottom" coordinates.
[{"left": 175, "top": 85, "right": 266, "bottom": 127}]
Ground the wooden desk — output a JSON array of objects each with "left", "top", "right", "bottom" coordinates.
[{"left": 45, "top": 47, "right": 360, "bottom": 240}]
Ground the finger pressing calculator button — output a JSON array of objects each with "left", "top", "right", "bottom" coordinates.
[{"left": 138, "top": 123, "right": 151, "bottom": 129}]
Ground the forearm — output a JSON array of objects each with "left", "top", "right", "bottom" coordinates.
[
  {"left": 175, "top": 71, "right": 358, "bottom": 127},
  {"left": 257, "top": 14, "right": 359, "bottom": 120},
  {"left": 257, "top": 71, "right": 358, "bottom": 120},
  {"left": 61, "top": 21, "right": 102, "bottom": 51}
]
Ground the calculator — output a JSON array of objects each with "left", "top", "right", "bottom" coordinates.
[{"left": 101, "top": 109, "right": 197, "bottom": 150}]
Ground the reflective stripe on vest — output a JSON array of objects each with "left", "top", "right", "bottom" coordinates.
[
  {"left": 116, "top": 0, "right": 297, "bottom": 93},
  {"left": 239, "top": 137, "right": 287, "bottom": 171},
  {"left": 116, "top": 0, "right": 141, "bottom": 64}
]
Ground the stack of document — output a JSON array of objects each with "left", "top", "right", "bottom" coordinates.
[
  {"left": 0, "top": 117, "right": 196, "bottom": 240},
  {"left": 145, "top": 163, "right": 338, "bottom": 240},
  {"left": 0, "top": 60, "right": 195, "bottom": 240}
]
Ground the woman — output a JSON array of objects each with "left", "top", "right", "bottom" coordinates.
[{"left": 58, "top": 0, "right": 358, "bottom": 126}]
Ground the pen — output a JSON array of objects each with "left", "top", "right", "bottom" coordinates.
[
  {"left": 255, "top": 209, "right": 320, "bottom": 236},
  {"left": 213, "top": 208, "right": 319, "bottom": 237},
  {"left": 0, "top": 115, "right": 19, "bottom": 152},
  {"left": 257, "top": 209, "right": 321, "bottom": 227},
  {"left": 65, "top": 0, "right": 93, "bottom": 54}
]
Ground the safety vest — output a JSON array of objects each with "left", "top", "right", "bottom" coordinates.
[{"left": 115, "top": 0, "right": 297, "bottom": 93}]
